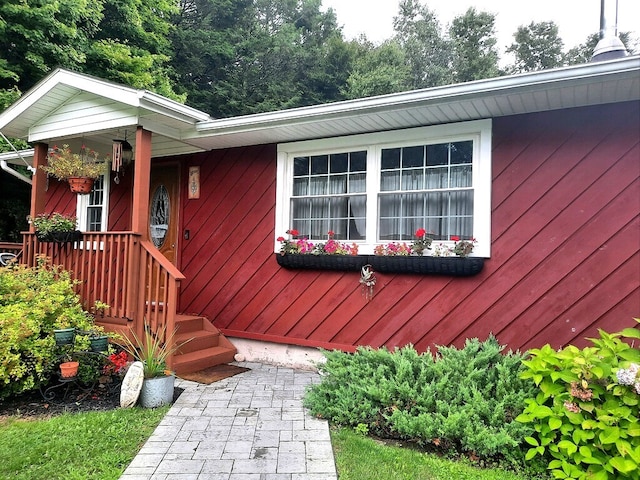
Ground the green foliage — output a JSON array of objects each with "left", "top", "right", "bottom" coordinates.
[
  {"left": 0, "top": 257, "right": 95, "bottom": 399},
  {"left": 506, "top": 21, "right": 565, "bottom": 73},
  {"left": 516, "top": 321, "right": 640, "bottom": 479},
  {"left": 119, "top": 323, "right": 189, "bottom": 378},
  {"left": 305, "top": 337, "right": 537, "bottom": 470}
]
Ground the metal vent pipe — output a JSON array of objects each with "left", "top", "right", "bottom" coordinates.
[{"left": 591, "top": 0, "right": 628, "bottom": 61}]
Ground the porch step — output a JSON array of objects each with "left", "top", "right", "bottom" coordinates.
[{"left": 171, "top": 314, "right": 237, "bottom": 375}]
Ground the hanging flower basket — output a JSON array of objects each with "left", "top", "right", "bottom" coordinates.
[
  {"left": 67, "top": 176, "right": 95, "bottom": 194},
  {"left": 369, "top": 255, "right": 484, "bottom": 276},
  {"left": 275, "top": 253, "right": 368, "bottom": 271}
]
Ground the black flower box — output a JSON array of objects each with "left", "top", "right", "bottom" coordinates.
[
  {"left": 275, "top": 253, "right": 484, "bottom": 276},
  {"left": 369, "top": 255, "right": 484, "bottom": 276},
  {"left": 275, "top": 253, "right": 369, "bottom": 272},
  {"left": 36, "top": 230, "right": 83, "bottom": 244}
]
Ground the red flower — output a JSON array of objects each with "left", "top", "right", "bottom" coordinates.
[
  {"left": 451, "top": 236, "right": 460, "bottom": 242},
  {"left": 288, "top": 229, "right": 299, "bottom": 236},
  {"left": 416, "top": 228, "right": 426, "bottom": 237},
  {"left": 277, "top": 236, "right": 285, "bottom": 242},
  {"left": 328, "top": 230, "right": 335, "bottom": 237}
]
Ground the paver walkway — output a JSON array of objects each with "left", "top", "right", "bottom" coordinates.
[{"left": 119, "top": 362, "right": 337, "bottom": 480}]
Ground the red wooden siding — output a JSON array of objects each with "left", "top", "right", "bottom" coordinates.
[{"left": 178, "top": 101, "right": 639, "bottom": 353}]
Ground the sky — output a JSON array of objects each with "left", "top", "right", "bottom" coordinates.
[{"left": 321, "top": 0, "right": 639, "bottom": 56}]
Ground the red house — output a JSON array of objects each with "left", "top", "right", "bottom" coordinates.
[{"left": 1, "top": 56, "right": 638, "bottom": 371}]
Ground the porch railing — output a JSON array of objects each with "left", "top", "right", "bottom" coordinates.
[{"left": 21, "top": 232, "right": 185, "bottom": 359}]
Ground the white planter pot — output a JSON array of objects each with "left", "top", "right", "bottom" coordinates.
[{"left": 139, "top": 375, "right": 175, "bottom": 408}]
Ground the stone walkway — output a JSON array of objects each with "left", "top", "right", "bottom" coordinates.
[{"left": 119, "top": 362, "right": 337, "bottom": 480}]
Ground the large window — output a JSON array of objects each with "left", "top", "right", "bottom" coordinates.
[
  {"left": 76, "top": 176, "right": 109, "bottom": 231},
  {"left": 276, "top": 121, "right": 492, "bottom": 256}
]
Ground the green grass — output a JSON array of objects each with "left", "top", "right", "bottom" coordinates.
[
  {"left": 0, "top": 407, "right": 168, "bottom": 480},
  {"left": 331, "top": 427, "right": 532, "bottom": 480}
]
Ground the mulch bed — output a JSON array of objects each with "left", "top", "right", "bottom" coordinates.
[{"left": 0, "top": 382, "right": 183, "bottom": 419}]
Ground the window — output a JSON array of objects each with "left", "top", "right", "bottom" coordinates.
[
  {"left": 76, "top": 176, "right": 109, "bottom": 231},
  {"left": 276, "top": 120, "right": 492, "bottom": 256}
]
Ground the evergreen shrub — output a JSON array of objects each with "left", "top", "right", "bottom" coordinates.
[
  {"left": 304, "top": 336, "right": 537, "bottom": 469},
  {"left": 0, "top": 257, "right": 94, "bottom": 399},
  {"left": 516, "top": 322, "right": 640, "bottom": 480}
]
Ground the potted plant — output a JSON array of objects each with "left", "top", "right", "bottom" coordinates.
[
  {"left": 119, "top": 324, "right": 190, "bottom": 408},
  {"left": 88, "top": 301, "right": 111, "bottom": 352},
  {"left": 40, "top": 144, "right": 109, "bottom": 194},
  {"left": 59, "top": 354, "right": 79, "bottom": 378},
  {"left": 29, "top": 212, "right": 82, "bottom": 243}
]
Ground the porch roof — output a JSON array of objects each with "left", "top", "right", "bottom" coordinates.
[{"left": 0, "top": 56, "right": 639, "bottom": 161}]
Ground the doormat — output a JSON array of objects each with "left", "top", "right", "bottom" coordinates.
[{"left": 178, "top": 364, "right": 250, "bottom": 384}]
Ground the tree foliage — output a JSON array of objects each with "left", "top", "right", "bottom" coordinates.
[
  {"left": 449, "top": 8, "right": 500, "bottom": 82},
  {"left": 506, "top": 21, "right": 565, "bottom": 73}
]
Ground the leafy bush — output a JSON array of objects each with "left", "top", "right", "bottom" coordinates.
[
  {"left": 304, "top": 337, "right": 537, "bottom": 470},
  {"left": 0, "top": 257, "right": 95, "bottom": 399},
  {"left": 516, "top": 322, "right": 640, "bottom": 479}
]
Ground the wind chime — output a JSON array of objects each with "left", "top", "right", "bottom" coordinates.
[{"left": 112, "top": 134, "right": 133, "bottom": 184}]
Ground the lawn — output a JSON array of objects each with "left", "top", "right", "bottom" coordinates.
[
  {"left": 0, "top": 407, "right": 168, "bottom": 480},
  {"left": 331, "top": 427, "right": 533, "bottom": 480}
]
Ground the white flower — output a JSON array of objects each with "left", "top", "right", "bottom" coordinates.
[{"left": 616, "top": 363, "right": 639, "bottom": 386}]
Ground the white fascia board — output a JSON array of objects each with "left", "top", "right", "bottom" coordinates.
[
  {"left": 139, "top": 92, "right": 211, "bottom": 123},
  {"left": 0, "top": 148, "right": 35, "bottom": 164},
  {"left": 192, "top": 56, "right": 640, "bottom": 136}
]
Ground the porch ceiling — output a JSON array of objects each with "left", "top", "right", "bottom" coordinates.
[{"left": 0, "top": 56, "right": 639, "bottom": 160}]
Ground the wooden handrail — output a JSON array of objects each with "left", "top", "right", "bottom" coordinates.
[{"left": 20, "top": 232, "right": 185, "bottom": 366}]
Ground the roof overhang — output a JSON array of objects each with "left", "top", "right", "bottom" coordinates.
[{"left": 0, "top": 56, "right": 638, "bottom": 160}]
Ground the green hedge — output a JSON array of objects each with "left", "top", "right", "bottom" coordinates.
[
  {"left": 304, "top": 337, "right": 537, "bottom": 470},
  {"left": 0, "top": 257, "right": 94, "bottom": 399}
]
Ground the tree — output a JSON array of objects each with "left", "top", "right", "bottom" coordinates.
[
  {"left": 506, "top": 21, "right": 564, "bottom": 73},
  {"left": 393, "top": 0, "right": 452, "bottom": 89},
  {"left": 449, "top": 8, "right": 500, "bottom": 83},
  {"left": 342, "top": 40, "right": 411, "bottom": 99},
  {"left": 0, "top": 0, "right": 103, "bottom": 94}
]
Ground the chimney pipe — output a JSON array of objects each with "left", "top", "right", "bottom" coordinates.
[{"left": 591, "top": 0, "right": 628, "bottom": 62}]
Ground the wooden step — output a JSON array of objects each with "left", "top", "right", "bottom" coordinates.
[
  {"left": 172, "top": 345, "right": 237, "bottom": 375},
  {"left": 175, "top": 329, "right": 221, "bottom": 354},
  {"left": 170, "top": 314, "right": 237, "bottom": 375}
]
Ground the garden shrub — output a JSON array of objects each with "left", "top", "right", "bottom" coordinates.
[
  {"left": 0, "top": 257, "right": 94, "bottom": 399},
  {"left": 304, "top": 336, "right": 537, "bottom": 469},
  {"left": 516, "top": 321, "right": 640, "bottom": 480}
]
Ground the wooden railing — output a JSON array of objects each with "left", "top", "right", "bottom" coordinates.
[
  {"left": 0, "top": 242, "right": 22, "bottom": 255},
  {"left": 21, "top": 232, "right": 185, "bottom": 360}
]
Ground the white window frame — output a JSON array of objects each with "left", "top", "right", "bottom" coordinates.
[
  {"left": 276, "top": 120, "right": 492, "bottom": 257},
  {"left": 76, "top": 175, "right": 110, "bottom": 232}
]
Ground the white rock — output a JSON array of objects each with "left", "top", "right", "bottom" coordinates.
[{"left": 120, "top": 361, "right": 144, "bottom": 408}]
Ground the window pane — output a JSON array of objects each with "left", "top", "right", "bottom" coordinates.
[
  {"left": 450, "top": 165, "right": 472, "bottom": 188},
  {"left": 329, "top": 175, "right": 347, "bottom": 194},
  {"left": 450, "top": 141, "right": 473, "bottom": 164},
  {"left": 349, "top": 173, "right": 366, "bottom": 193},
  {"left": 294, "top": 157, "right": 309, "bottom": 176},
  {"left": 310, "top": 176, "right": 327, "bottom": 195},
  {"left": 381, "top": 148, "right": 400, "bottom": 170},
  {"left": 402, "top": 146, "right": 424, "bottom": 168},
  {"left": 401, "top": 169, "right": 423, "bottom": 190},
  {"left": 330, "top": 153, "right": 348, "bottom": 173},
  {"left": 293, "top": 177, "right": 308, "bottom": 195},
  {"left": 311, "top": 155, "right": 328, "bottom": 174},
  {"left": 351, "top": 151, "right": 367, "bottom": 171},
  {"left": 425, "top": 167, "right": 447, "bottom": 189},
  {"left": 401, "top": 193, "right": 424, "bottom": 217},
  {"left": 380, "top": 171, "right": 399, "bottom": 191},
  {"left": 426, "top": 143, "right": 449, "bottom": 166}
]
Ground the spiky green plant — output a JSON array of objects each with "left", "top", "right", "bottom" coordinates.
[{"left": 119, "top": 324, "right": 189, "bottom": 378}]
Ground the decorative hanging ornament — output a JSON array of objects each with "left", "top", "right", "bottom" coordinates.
[{"left": 360, "top": 264, "right": 376, "bottom": 301}]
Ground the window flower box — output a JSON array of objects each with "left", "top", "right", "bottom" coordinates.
[
  {"left": 275, "top": 253, "right": 368, "bottom": 272},
  {"left": 369, "top": 255, "right": 484, "bottom": 276}
]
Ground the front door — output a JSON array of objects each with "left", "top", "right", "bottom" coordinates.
[{"left": 149, "top": 165, "right": 180, "bottom": 266}]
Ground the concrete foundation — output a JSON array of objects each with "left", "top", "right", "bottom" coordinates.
[{"left": 228, "top": 337, "right": 326, "bottom": 371}]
